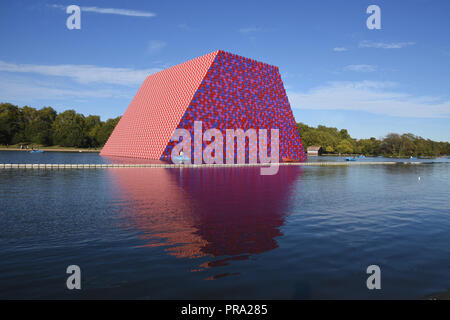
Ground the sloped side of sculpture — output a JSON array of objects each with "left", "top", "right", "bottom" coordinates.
[
  {"left": 162, "top": 51, "right": 306, "bottom": 162},
  {"left": 100, "top": 51, "right": 219, "bottom": 159}
]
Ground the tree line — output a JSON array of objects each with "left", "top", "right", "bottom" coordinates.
[
  {"left": 0, "top": 103, "right": 120, "bottom": 148},
  {"left": 298, "top": 122, "right": 450, "bottom": 157},
  {"left": 1, "top": 103, "right": 449, "bottom": 156}
]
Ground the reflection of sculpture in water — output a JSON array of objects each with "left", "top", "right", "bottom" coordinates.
[{"left": 108, "top": 166, "right": 301, "bottom": 274}]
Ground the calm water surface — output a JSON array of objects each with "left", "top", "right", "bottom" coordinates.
[{"left": 0, "top": 151, "right": 449, "bottom": 299}]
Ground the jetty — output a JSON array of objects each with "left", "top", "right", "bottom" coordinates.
[{"left": 0, "top": 161, "right": 427, "bottom": 170}]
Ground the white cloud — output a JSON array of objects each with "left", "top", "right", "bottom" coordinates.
[
  {"left": 81, "top": 6, "right": 155, "bottom": 17},
  {"left": 359, "top": 40, "right": 416, "bottom": 49},
  {"left": 344, "top": 64, "right": 377, "bottom": 72},
  {"left": 333, "top": 47, "right": 347, "bottom": 52},
  {"left": 148, "top": 40, "right": 167, "bottom": 55},
  {"left": 0, "top": 60, "right": 161, "bottom": 85},
  {"left": 50, "top": 4, "right": 156, "bottom": 17},
  {"left": 287, "top": 81, "right": 450, "bottom": 118},
  {"left": 0, "top": 76, "right": 131, "bottom": 102}
]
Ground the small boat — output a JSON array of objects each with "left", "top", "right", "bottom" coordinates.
[
  {"left": 358, "top": 155, "right": 366, "bottom": 159},
  {"left": 30, "top": 149, "right": 44, "bottom": 153},
  {"left": 345, "top": 157, "right": 357, "bottom": 161}
]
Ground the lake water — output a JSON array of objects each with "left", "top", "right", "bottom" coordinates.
[{"left": 0, "top": 151, "right": 449, "bottom": 299}]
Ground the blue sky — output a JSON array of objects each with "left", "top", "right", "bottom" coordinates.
[{"left": 0, "top": 0, "right": 449, "bottom": 141}]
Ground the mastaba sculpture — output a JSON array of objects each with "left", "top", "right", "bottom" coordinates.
[{"left": 100, "top": 50, "right": 306, "bottom": 163}]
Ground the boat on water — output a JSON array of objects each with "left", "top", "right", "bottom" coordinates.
[
  {"left": 345, "top": 157, "right": 357, "bottom": 161},
  {"left": 29, "top": 149, "right": 44, "bottom": 153}
]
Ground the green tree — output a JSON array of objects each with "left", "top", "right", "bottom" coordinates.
[
  {"left": 19, "top": 106, "right": 57, "bottom": 145},
  {"left": 339, "top": 129, "right": 351, "bottom": 140},
  {"left": 325, "top": 145, "right": 334, "bottom": 153},
  {"left": 34, "top": 107, "right": 57, "bottom": 145},
  {"left": 84, "top": 115, "right": 102, "bottom": 147},
  {"left": 336, "top": 139, "right": 354, "bottom": 154},
  {"left": 52, "top": 110, "right": 87, "bottom": 147},
  {"left": 94, "top": 116, "right": 121, "bottom": 146},
  {"left": 0, "top": 103, "right": 21, "bottom": 145},
  {"left": 399, "top": 134, "right": 416, "bottom": 157},
  {"left": 19, "top": 106, "right": 38, "bottom": 143},
  {"left": 381, "top": 133, "right": 402, "bottom": 156}
]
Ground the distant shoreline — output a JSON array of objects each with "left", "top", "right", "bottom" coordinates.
[
  {"left": 1, "top": 148, "right": 447, "bottom": 158},
  {"left": 0, "top": 147, "right": 100, "bottom": 153}
]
